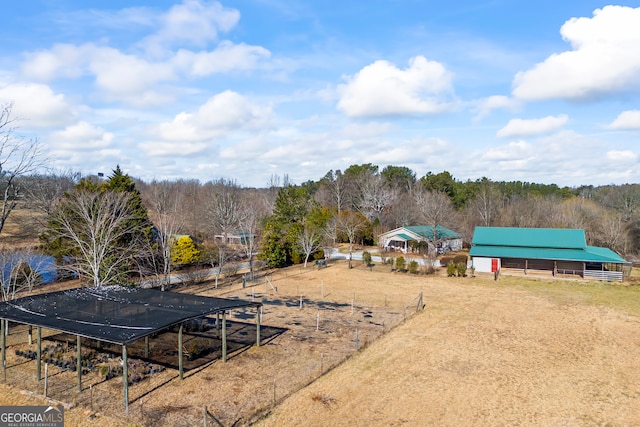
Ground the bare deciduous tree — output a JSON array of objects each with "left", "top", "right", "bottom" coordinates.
[
  {"left": 298, "top": 223, "right": 322, "bottom": 268},
  {"left": 594, "top": 211, "right": 628, "bottom": 254},
  {"left": 0, "top": 246, "right": 51, "bottom": 301},
  {"left": 175, "top": 179, "right": 204, "bottom": 236},
  {"left": 46, "top": 190, "right": 145, "bottom": 287},
  {"left": 595, "top": 184, "right": 640, "bottom": 222},
  {"left": 22, "top": 170, "right": 80, "bottom": 216},
  {"left": 206, "top": 179, "right": 242, "bottom": 287},
  {"left": 316, "top": 170, "right": 348, "bottom": 214},
  {"left": 557, "top": 197, "right": 594, "bottom": 228},
  {"left": 337, "top": 210, "right": 367, "bottom": 269},
  {"left": 387, "top": 192, "right": 417, "bottom": 228},
  {"left": 144, "top": 180, "right": 184, "bottom": 291},
  {"left": 470, "top": 180, "right": 502, "bottom": 226},
  {"left": 0, "top": 103, "right": 47, "bottom": 235},
  {"left": 354, "top": 173, "right": 396, "bottom": 223},
  {"left": 414, "top": 189, "right": 457, "bottom": 255},
  {"left": 499, "top": 195, "right": 558, "bottom": 229},
  {"left": 237, "top": 191, "right": 266, "bottom": 280}
]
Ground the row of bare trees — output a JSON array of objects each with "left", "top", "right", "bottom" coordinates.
[
  {"left": 1, "top": 101, "right": 638, "bottom": 298},
  {"left": 3, "top": 166, "right": 640, "bottom": 297}
]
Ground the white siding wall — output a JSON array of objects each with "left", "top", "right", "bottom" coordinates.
[{"left": 472, "top": 257, "right": 500, "bottom": 273}]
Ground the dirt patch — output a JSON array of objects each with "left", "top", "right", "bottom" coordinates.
[
  {"left": 2, "top": 262, "right": 640, "bottom": 426},
  {"left": 1, "top": 262, "right": 413, "bottom": 426}
]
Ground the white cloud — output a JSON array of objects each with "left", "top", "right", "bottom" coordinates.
[
  {"left": 89, "top": 47, "right": 175, "bottom": 103},
  {"left": 608, "top": 110, "right": 640, "bottom": 130},
  {"left": 20, "top": 28, "right": 269, "bottom": 106},
  {"left": 366, "top": 137, "right": 450, "bottom": 165},
  {"left": 606, "top": 150, "right": 638, "bottom": 162},
  {"left": 173, "top": 41, "right": 270, "bottom": 76},
  {"left": 138, "top": 141, "right": 208, "bottom": 157},
  {"left": 23, "top": 44, "right": 177, "bottom": 106},
  {"left": 512, "top": 6, "right": 640, "bottom": 101},
  {"left": 141, "top": 0, "right": 240, "bottom": 54},
  {"left": 0, "top": 83, "right": 76, "bottom": 127},
  {"left": 472, "top": 95, "right": 521, "bottom": 121},
  {"left": 497, "top": 115, "right": 568, "bottom": 138},
  {"left": 17, "top": 1, "right": 267, "bottom": 106},
  {"left": 21, "top": 43, "right": 93, "bottom": 81},
  {"left": 47, "top": 122, "right": 121, "bottom": 169},
  {"left": 339, "top": 122, "right": 392, "bottom": 139},
  {"left": 144, "top": 90, "right": 272, "bottom": 157},
  {"left": 483, "top": 140, "right": 533, "bottom": 163},
  {"left": 465, "top": 130, "right": 639, "bottom": 186},
  {"left": 49, "top": 122, "right": 114, "bottom": 151},
  {"left": 337, "top": 56, "right": 455, "bottom": 117}
]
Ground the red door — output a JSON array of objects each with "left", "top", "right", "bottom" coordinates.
[{"left": 491, "top": 258, "right": 499, "bottom": 273}]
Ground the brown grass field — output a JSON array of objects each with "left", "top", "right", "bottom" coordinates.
[{"left": 2, "top": 260, "right": 640, "bottom": 426}]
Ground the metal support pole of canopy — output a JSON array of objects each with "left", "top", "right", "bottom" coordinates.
[
  {"left": 123, "top": 345, "right": 129, "bottom": 415},
  {"left": 1, "top": 319, "right": 6, "bottom": 376},
  {"left": 77, "top": 335, "right": 82, "bottom": 392},
  {"left": 222, "top": 312, "right": 227, "bottom": 362},
  {"left": 178, "top": 324, "right": 184, "bottom": 380},
  {"left": 256, "top": 306, "right": 261, "bottom": 347},
  {"left": 36, "top": 327, "right": 41, "bottom": 381}
]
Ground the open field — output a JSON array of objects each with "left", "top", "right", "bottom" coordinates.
[{"left": 2, "top": 261, "right": 640, "bottom": 426}]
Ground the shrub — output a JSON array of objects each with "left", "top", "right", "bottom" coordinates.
[
  {"left": 362, "top": 251, "right": 372, "bottom": 266},
  {"left": 423, "top": 265, "right": 437, "bottom": 275},
  {"left": 440, "top": 256, "right": 454, "bottom": 266},
  {"left": 453, "top": 254, "right": 468, "bottom": 264},
  {"left": 291, "top": 251, "right": 304, "bottom": 265},
  {"left": 177, "top": 267, "right": 209, "bottom": 285},
  {"left": 456, "top": 262, "right": 467, "bottom": 277},
  {"left": 171, "top": 236, "right": 200, "bottom": 266},
  {"left": 395, "top": 256, "right": 406, "bottom": 272},
  {"left": 408, "top": 260, "right": 419, "bottom": 274},
  {"left": 222, "top": 262, "right": 239, "bottom": 277},
  {"left": 447, "top": 262, "right": 457, "bottom": 277}
]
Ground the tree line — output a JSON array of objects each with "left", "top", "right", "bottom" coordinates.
[
  {"left": 0, "top": 163, "right": 635, "bottom": 293},
  {"left": 1, "top": 103, "right": 639, "bottom": 296}
]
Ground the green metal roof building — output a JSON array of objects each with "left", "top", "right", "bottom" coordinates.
[{"left": 469, "top": 227, "right": 630, "bottom": 282}]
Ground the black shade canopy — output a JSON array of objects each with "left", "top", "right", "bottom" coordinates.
[{"left": 0, "top": 286, "right": 261, "bottom": 345}]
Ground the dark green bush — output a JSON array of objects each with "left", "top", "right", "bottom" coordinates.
[
  {"left": 291, "top": 251, "right": 304, "bottom": 264},
  {"left": 440, "top": 256, "right": 454, "bottom": 266},
  {"left": 362, "top": 251, "right": 372, "bottom": 266},
  {"left": 395, "top": 256, "right": 406, "bottom": 272},
  {"left": 456, "top": 262, "right": 467, "bottom": 277},
  {"left": 446, "top": 262, "right": 457, "bottom": 277},
  {"left": 408, "top": 260, "right": 419, "bottom": 274}
]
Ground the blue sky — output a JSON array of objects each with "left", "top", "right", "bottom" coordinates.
[{"left": 1, "top": 0, "right": 639, "bottom": 188}]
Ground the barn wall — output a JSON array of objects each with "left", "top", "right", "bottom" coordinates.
[{"left": 472, "top": 257, "right": 500, "bottom": 273}]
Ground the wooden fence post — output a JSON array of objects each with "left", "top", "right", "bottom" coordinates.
[
  {"left": 44, "top": 363, "right": 48, "bottom": 397},
  {"left": 417, "top": 292, "right": 424, "bottom": 312}
]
